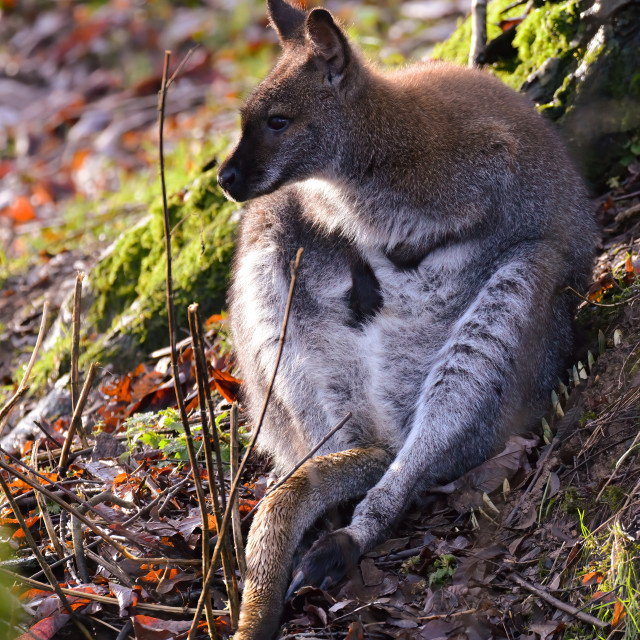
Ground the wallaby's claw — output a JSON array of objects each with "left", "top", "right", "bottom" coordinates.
[
  {"left": 285, "top": 570, "right": 306, "bottom": 600},
  {"left": 287, "top": 530, "right": 360, "bottom": 597}
]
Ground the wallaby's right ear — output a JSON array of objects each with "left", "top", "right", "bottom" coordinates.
[
  {"left": 305, "top": 9, "right": 351, "bottom": 87},
  {"left": 267, "top": 0, "right": 306, "bottom": 43}
]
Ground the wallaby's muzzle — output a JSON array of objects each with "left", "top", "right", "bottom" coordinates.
[{"left": 217, "top": 163, "right": 242, "bottom": 200}]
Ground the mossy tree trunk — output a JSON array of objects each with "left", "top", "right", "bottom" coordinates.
[{"left": 433, "top": 0, "right": 640, "bottom": 190}]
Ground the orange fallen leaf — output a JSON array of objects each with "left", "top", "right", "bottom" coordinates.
[
  {"left": 582, "top": 571, "right": 600, "bottom": 585},
  {"left": 1, "top": 196, "right": 35, "bottom": 224},
  {"left": 612, "top": 599, "right": 626, "bottom": 626}
]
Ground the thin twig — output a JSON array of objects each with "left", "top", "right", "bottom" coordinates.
[
  {"left": 566, "top": 285, "right": 640, "bottom": 309},
  {"left": 187, "top": 247, "right": 304, "bottom": 640},
  {"left": 241, "top": 411, "right": 352, "bottom": 524},
  {"left": 0, "top": 300, "right": 49, "bottom": 433},
  {"left": 1, "top": 445, "right": 106, "bottom": 519},
  {"left": 192, "top": 304, "right": 227, "bottom": 508},
  {"left": 0, "top": 568, "right": 225, "bottom": 616},
  {"left": 230, "top": 402, "right": 246, "bottom": 580},
  {"left": 0, "top": 473, "right": 93, "bottom": 640},
  {"left": 158, "top": 50, "right": 216, "bottom": 637},
  {"left": 71, "top": 272, "right": 84, "bottom": 413},
  {"left": 504, "top": 439, "right": 558, "bottom": 527},
  {"left": 31, "top": 440, "right": 66, "bottom": 563},
  {"left": 0, "top": 387, "right": 29, "bottom": 438},
  {"left": 59, "top": 361, "right": 97, "bottom": 469},
  {"left": 508, "top": 572, "right": 608, "bottom": 629},
  {"left": 166, "top": 45, "right": 199, "bottom": 88},
  {"left": 188, "top": 303, "right": 240, "bottom": 626},
  {"left": 267, "top": 411, "right": 352, "bottom": 496}
]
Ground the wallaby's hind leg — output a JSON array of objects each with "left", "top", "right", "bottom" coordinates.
[{"left": 235, "top": 446, "right": 390, "bottom": 640}]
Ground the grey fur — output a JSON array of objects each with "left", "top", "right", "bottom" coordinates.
[{"left": 220, "top": 2, "right": 597, "bottom": 638}]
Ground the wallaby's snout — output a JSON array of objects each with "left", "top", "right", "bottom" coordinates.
[
  {"left": 217, "top": 163, "right": 238, "bottom": 195},
  {"left": 217, "top": 132, "right": 259, "bottom": 202}
]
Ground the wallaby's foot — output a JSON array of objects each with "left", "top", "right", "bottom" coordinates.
[{"left": 287, "top": 530, "right": 360, "bottom": 598}]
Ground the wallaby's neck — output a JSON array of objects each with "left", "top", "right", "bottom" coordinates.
[{"left": 304, "top": 67, "right": 451, "bottom": 249}]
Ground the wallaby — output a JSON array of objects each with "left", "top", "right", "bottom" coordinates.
[{"left": 218, "top": 1, "right": 596, "bottom": 638}]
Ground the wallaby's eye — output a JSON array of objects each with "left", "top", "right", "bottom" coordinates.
[{"left": 267, "top": 116, "right": 290, "bottom": 132}]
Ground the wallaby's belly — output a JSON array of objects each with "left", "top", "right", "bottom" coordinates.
[{"left": 230, "top": 198, "right": 481, "bottom": 472}]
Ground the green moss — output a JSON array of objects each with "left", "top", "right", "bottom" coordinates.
[
  {"left": 86, "top": 163, "right": 238, "bottom": 368},
  {"left": 601, "top": 485, "right": 626, "bottom": 513},
  {"left": 562, "top": 487, "right": 588, "bottom": 513},
  {"left": 507, "top": 0, "right": 581, "bottom": 89},
  {"left": 433, "top": 0, "right": 582, "bottom": 90},
  {"left": 29, "top": 140, "right": 240, "bottom": 380}
]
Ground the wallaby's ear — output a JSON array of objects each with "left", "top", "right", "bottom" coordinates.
[
  {"left": 267, "top": 0, "right": 306, "bottom": 43},
  {"left": 305, "top": 8, "right": 351, "bottom": 86}
]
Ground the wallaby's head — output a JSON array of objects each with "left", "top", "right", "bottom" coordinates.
[{"left": 218, "top": 0, "right": 364, "bottom": 202}]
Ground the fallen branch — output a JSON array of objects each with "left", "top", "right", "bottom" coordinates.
[
  {"left": 507, "top": 572, "right": 608, "bottom": 629},
  {"left": 0, "top": 300, "right": 49, "bottom": 433},
  {"left": 0, "top": 567, "right": 225, "bottom": 616},
  {"left": 59, "top": 361, "right": 97, "bottom": 470}
]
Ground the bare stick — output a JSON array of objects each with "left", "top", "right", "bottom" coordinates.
[
  {"left": 0, "top": 568, "right": 226, "bottom": 616},
  {"left": 192, "top": 304, "right": 227, "bottom": 509},
  {"left": 31, "top": 440, "right": 67, "bottom": 563},
  {"left": 0, "top": 300, "right": 49, "bottom": 433},
  {"left": 508, "top": 573, "right": 608, "bottom": 629},
  {"left": 241, "top": 411, "right": 352, "bottom": 524},
  {"left": 166, "top": 45, "right": 198, "bottom": 88},
  {"left": 187, "top": 247, "right": 304, "bottom": 640},
  {"left": 59, "top": 361, "right": 97, "bottom": 469},
  {"left": 158, "top": 51, "right": 216, "bottom": 637},
  {"left": 71, "top": 272, "right": 84, "bottom": 412},
  {"left": 230, "top": 402, "right": 246, "bottom": 580},
  {"left": 0, "top": 454, "right": 200, "bottom": 565},
  {"left": 0, "top": 472, "right": 92, "bottom": 640},
  {"left": 565, "top": 285, "right": 640, "bottom": 309},
  {"left": 267, "top": 411, "right": 352, "bottom": 496},
  {"left": 0, "top": 387, "right": 28, "bottom": 430},
  {"left": 188, "top": 304, "right": 240, "bottom": 627},
  {"left": 469, "top": 0, "right": 487, "bottom": 67}
]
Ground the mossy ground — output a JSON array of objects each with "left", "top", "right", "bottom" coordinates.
[{"left": 29, "top": 140, "right": 240, "bottom": 382}]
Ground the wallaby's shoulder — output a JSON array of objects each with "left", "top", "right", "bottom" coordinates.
[{"left": 379, "top": 60, "right": 553, "bottom": 148}]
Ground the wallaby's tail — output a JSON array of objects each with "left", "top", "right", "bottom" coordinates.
[{"left": 235, "top": 446, "right": 390, "bottom": 640}]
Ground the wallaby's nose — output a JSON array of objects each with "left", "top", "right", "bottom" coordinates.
[{"left": 218, "top": 165, "right": 238, "bottom": 192}]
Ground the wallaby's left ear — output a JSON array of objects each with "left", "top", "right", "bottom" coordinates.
[{"left": 305, "top": 8, "right": 351, "bottom": 86}]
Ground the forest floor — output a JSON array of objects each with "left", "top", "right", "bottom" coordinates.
[{"left": 1, "top": 2, "right": 640, "bottom": 640}]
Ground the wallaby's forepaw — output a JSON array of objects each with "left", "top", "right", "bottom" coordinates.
[{"left": 286, "top": 530, "right": 360, "bottom": 599}]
